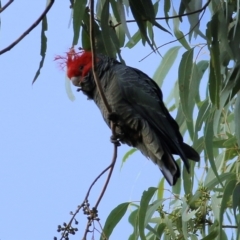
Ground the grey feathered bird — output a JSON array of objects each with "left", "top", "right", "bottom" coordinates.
[{"left": 56, "top": 50, "right": 200, "bottom": 186}]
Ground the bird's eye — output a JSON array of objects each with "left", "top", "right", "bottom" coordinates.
[{"left": 79, "top": 66, "right": 84, "bottom": 71}]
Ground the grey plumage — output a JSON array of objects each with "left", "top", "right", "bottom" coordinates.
[{"left": 73, "top": 54, "right": 200, "bottom": 186}]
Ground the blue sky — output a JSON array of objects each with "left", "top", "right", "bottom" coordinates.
[{"left": 0, "top": 1, "right": 206, "bottom": 239}]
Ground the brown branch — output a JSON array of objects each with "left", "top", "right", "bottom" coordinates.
[
  {"left": 222, "top": 225, "right": 238, "bottom": 229},
  {"left": 112, "top": 0, "right": 211, "bottom": 28},
  {"left": 94, "top": 128, "right": 117, "bottom": 209},
  {"left": 0, "top": 0, "right": 13, "bottom": 13},
  {"left": 58, "top": 161, "right": 116, "bottom": 240},
  {"left": 59, "top": 1, "right": 119, "bottom": 239},
  {"left": 59, "top": 135, "right": 118, "bottom": 240},
  {"left": 89, "top": 0, "right": 111, "bottom": 114},
  {"left": 205, "top": 219, "right": 238, "bottom": 229},
  {"left": 82, "top": 2, "right": 119, "bottom": 239},
  {"left": 0, "top": 0, "right": 55, "bottom": 55},
  {"left": 82, "top": 133, "right": 118, "bottom": 240}
]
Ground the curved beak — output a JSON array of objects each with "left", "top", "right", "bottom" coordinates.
[{"left": 71, "top": 76, "right": 82, "bottom": 86}]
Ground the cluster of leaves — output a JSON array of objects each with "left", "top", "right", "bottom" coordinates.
[
  {"left": 67, "top": 0, "right": 240, "bottom": 239},
  {"left": 25, "top": 0, "right": 239, "bottom": 239}
]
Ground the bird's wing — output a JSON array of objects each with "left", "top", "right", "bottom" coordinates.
[{"left": 113, "top": 64, "right": 191, "bottom": 169}]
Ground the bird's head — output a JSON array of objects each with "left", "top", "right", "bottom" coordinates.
[{"left": 55, "top": 49, "right": 94, "bottom": 86}]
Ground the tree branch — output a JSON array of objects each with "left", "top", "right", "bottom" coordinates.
[
  {"left": 57, "top": 1, "right": 119, "bottom": 239},
  {"left": 140, "top": 3, "right": 207, "bottom": 62},
  {"left": 112, "top": 0, "right": 211, "bottom": 28},
  {"left": 0, "top": 0, "right": 55, "bottom": 55},
  {"left": 0, "top": 0, "right": 14, "bottom": 13},
  {"left": 89, "top": 0, "right": 111, "bottom": 114}
]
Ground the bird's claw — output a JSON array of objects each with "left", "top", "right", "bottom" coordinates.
[
  {"left": 108, "top": 112, "right": 121, "bottom": 124},
  {"left": 110, "top": 133, "right": 124, "bottom": 146}
]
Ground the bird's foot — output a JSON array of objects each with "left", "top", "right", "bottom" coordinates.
[
  {"left": 110, "top": 132, "right": 124, "bottom": 146},
  {"left": 107, "top": 112, "right": 122, "bottom": 126},
  {"left": 76, "top": 88, "right": 82, "bottom": 92}
]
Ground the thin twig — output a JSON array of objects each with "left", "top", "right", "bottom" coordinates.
[
  {"left": 89, "top": 0, "right": 111, "bottom": 114},
  {"left": 59, "top": 162, "right": 115, "bottom": 240},
  {"left": 112, "top": 0, "right": 211, "bottom": 28},
  {"left": 82, "top": 131, "right": 118, "bottom": 239},
  {"left": 0, "top": 0, "right": 13, "bottom": 13},
  {"left": 95, "top": 124, "right": 118, "bottom": 209},
  {"left": 222, "top": 225, "right": 238, "bottom": 229},
  {"left": 0, "top": 0, "right": 55, "bottom": 55},
  {"left": 82, "top": 1, "right": 120, "bottom": 239},
  {"left": 140, "top": 4, "right": 207, "bottom": 62},
  {"left": 60, "top": 2, "right": 119, "bottom": 239}
]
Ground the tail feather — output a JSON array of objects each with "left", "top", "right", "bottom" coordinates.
[
  {"left": 182, "top": 143, "right": 200, "bottom": 162},
  {"left": 158, "top": 152, "right": 180, "bottom": 186}
]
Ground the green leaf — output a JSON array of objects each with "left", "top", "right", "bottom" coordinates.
[
  {"left": 201, "top": 229, "right": 219, "bottom": 240},
  {"left": 128, "top": 208, "right": 139, "bottom": 240},
  {"left": 32, "top": 16, "right": 47, "bottom": 84},
  {"left": 108, "top": 22, "right": 121, "bottom": 54},
  {"left": 232, "top": 183, "right": 240, "bottom": 226},
  {"left": 139, "top": 187, "right": 157, "bottom": 240},
  {"left": 213, "top": 108, "right": 222, "bottom": 136},
  {"left": 100, "top": 0, "right": 116, "bottom": 58},
  {"left": 145, "top": 199, "right": 165, "bottom": 227},
  {"left": 139, "top": 0, "right": 155, "bottom": 22},
  {"left": 224, "top": 148, "right": 238, "bottom": 162},
  {"left": 178, "top": 0, "right": 191, "bottom": 19},
  {"left": 178, "top": 48, "right": 194, "bottom": 122},
  {"left": 211, "top": 194, "right": 221, "bottom": 222},
  {"left": 229, "top": 18, "right": 240, "bottom": 62},
  {"left": 212, "top": 139, "right": 227, "bottom": 148},
  {"left": 145, "top": 225, "right": 159, "bottom": 239},
  {"left": 125, "top": 30, "right": 141, "bottom": 48},
  {"left": 204, "top": 152, "right": 224, "bottom": 186},
  {"left": 204, "top": 111, "right": 223, "bottom": 187},
  {"left": 181, "top": 198, "right": 198, "bottom": 239},
  {"left": 194, "top": 100, "right": 210, "bottom": 133},
  {"left": 154, "top": 223, "right": 166, "bottom": 240},
  {"left": 219, "top": 179, "right": 237, "bottom": 240},
  {"left": 117, "top": 0, "right": 132, "bottom": 42},
  {"left": 183, "top": 161, "right": 193, "bottom": 195},
  {"left": 129, "top": 0, "right": 153, "bottom": 49},
  {"left": 164, "top": 0, "right": 171, "bottom": 26},
  {"left": 72, "top": 0, "right": 87, "bottom": 45},
  {"left": 81, "top": 9, "right": 105, "bottom": 53},
  {"left": 182, "top": 198, "right": 199, "bottom": 222},
  {"left": 186, "top": 96, "right": 195, "bottom": 140},
  {"left": 192, "top": 61, "right": 209, "bottom": 103},
  {"left": 234, "top": 93, "right": 240, "bottom": 147},
  {"left": 110, "top": 0, "right": 120, "bottom": 22},
  {"left": 120, "top": 148, "right": 137, "bottom": 169},
  {"left": 209, "top": 59, "right": 221, "bottom": 108},
  {"left": 176, "top": 103, "right": 185, "bottom": 131},
  {"left": 157, "top": 178, "right": 164, "bottom": 200},
  {"left": 152, "top": 46, "right": 181, "bottom": 87},
  {"left": 172, "top": 7, "right": 190, "bottom": 50},
  {"left": 114, "top": 19, "right": 125, "bottom": 48},
  {"left": 147, "top": 22, "right": 156, "bottom": 50},
  {"left": 204, "top": 172, "right": 235, "bottom": 191},
  {"left": 101, "top": 202, "right": 130, "bottom": 240},
  {"left": 222, "top": 135, "right": 237, "bottom": 148},
  {"left": 163, "top": 216, "right": 176, "bottom": 238},
  {"left": 96, "top": 0, "right": 105, "bottom": 19},
  {"left": 206, "top": 12, "right": 221, "bottom": 108}
]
